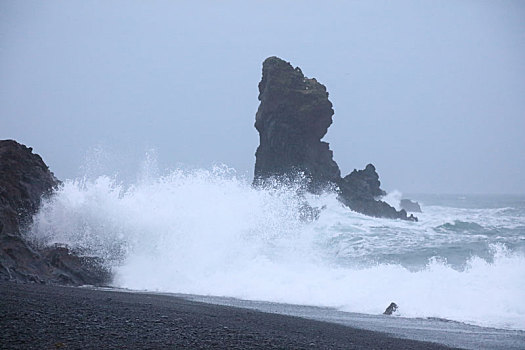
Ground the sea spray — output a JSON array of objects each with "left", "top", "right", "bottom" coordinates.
[
  {"left": 381, "top": 189, "right": 403, "bottom": 210},
  {"left": 27, "top": 166, "right": 525, "bottom": 331}
]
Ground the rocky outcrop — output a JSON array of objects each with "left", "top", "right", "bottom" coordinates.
[
  {"left": 0, "top": 140, "right": 110, "bottom": 285},
  {"left": 253, "top": 57, "right": 340, "bottom": 192},
  {"left": 338, "top": 164, "right": 409, "bottom": 220},
  {"left": 0, "top": 140, "right": 58, "bottom": 237},
  {"left": 400, "top": 199, "right": 422, "bottom": 213},
  {"left": 253, "top": 57, "right": 415, "bottom": 221}
]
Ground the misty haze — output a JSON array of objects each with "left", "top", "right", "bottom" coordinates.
[{"left": 1, "top": 1, "right": 524, "bottom": 349}]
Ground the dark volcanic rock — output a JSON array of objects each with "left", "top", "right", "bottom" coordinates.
[
  {"left": 339, "top": 164, "right": 386, "bottom": 201},
  {"left": 253, "top": 56, "right": 340, "bottom": 192},
  {"left": 253, "top": 57, "right": 415, "bottom": 221},
  {"left": 0, "top": 140, "right": 110, "bottom": 285},
  {"left": 338, "top": 164, "right": 411, "bottom": 220},
  {"left": 0, "top": 140, "right": 58, "bottom": 237},
  {"left": 400, "top": 199, "right": 422, "bottom": 213}
]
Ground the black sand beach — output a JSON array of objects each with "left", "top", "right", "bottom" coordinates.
[{"left": 0, "top": 281, "right": 458, "bottom": 349}]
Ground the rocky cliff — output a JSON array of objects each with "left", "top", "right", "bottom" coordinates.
[
  {"left": 253, "top": 57, "right": 415, "bottom": 221},
  {"left": 0, "top": 140, "right": 110, "bottom": 284}
]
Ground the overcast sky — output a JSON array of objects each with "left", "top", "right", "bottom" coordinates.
[{"left": 1, "top": 1, "right": 524, "bottom": 194}]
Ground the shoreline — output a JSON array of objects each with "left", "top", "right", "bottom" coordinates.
[
  {"left": 1, "top": 281, "right": 458, "bottom": 349},
  {"left": 182, "top": 293, "right": 525, "bottom": 350}
]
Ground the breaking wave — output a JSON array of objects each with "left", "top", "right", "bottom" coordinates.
[{"left": 27, "top": 165, "right": 525, "bottom": 331}]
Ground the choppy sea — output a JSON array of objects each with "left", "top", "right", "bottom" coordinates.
[{"left": 25, "top": 165, "right": 525, "bottom": 348}]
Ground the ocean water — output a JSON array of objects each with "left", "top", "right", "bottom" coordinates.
[{"left": 26, "top": 165, "right": 525, "bottom": 332}]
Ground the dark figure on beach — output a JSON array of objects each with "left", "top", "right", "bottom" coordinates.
[{"left": 383, "top": 302, "right": 398, "bottom": 315}]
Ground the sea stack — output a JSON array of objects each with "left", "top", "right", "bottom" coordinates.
[
  {"left": 253, "top": 56, "right": 341, "bottom": 192},
  {"left": 253, "top": 57, "right": 414, "bottom": 221},
  {"left": 0, "top": 140, "right": 110, "bottom": 284}
]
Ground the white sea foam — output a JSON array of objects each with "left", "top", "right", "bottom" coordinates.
[
  {"left": 27, "top": 166, "right": 525, "bottom": 331},
  {"left": 381, "top": 189, "right": 402, "bottom": 210}
]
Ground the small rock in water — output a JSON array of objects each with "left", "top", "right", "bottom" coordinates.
[{"left": 383, "top": 302, "right": 398, "bottom": 315}]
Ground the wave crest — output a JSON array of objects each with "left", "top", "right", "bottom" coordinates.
[{"left": 26, "top": 167, "right": 525, "bottom": 330}]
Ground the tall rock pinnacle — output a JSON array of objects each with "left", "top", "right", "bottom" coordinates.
[
  {"left": 253, "top": 57, "right": 416, "bottom": 221},
  {"left": 254, "top": 56, "right": 341, "bottom": 191}
]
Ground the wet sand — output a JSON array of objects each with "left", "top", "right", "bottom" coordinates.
[{"left": 0, "top": 281, "right": 458, "bottom": 349}]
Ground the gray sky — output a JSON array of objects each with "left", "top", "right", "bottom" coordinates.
[{"left": 1, "top": 1, "right": 524, "bottom": 194}]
